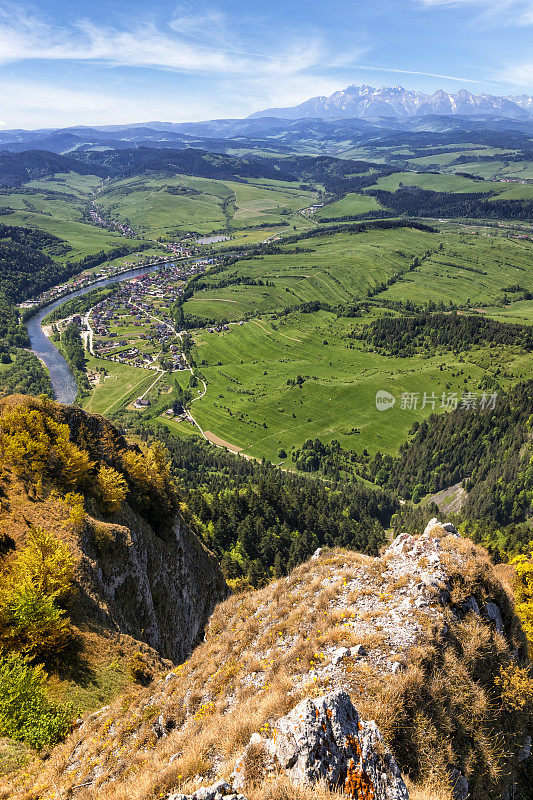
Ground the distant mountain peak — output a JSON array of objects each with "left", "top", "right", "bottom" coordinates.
[{"left": 248, "top": 84, "right": 533, "bottom": 121}]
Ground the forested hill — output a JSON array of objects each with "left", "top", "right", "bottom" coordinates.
[
  {"left": 360, "top": 311, "right": 533, "bottom": 356},
  {"left": 0, "top": 147, "right": 391, "bottom": 187},
  {"left": 375, "top": 380, "right": 533, "bottom": 555},
  {"left": 78, "top": 147, "right": 296, "bottom": 181},
  {"left": 0, "top": 150, "right": 106, "bottom": 186},
  {"left": 0, "top": 225, "right": 73, "bottom": 301},
  {"left": 0, "top": 148, "right": 296, "bottom": 185},
  {"left": 114, "top": 413, "right": 397, "bottom": 588}
]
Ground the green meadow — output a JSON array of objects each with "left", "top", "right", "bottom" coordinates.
[
  {"left": 25, "top": 172, "right": 104, "bottom": 195},
  {"left": 183, "top": 226, "right": 533, "bottom": 322},
  {"left": 183, "top": 226, "right": 437, "bottom": 321},
  {"left": 315, "top": 193, "right": 385, "bottom": 218},
  {"left": 476, "top": 300, "right": 533, "bottom": 326},
  {"left": 82, "top": 356, "right": 156, "bottom": 416},
  {"left": 368, "top": 171, "right": 496, "bottom": 193},
  {"left": 187, "top": 309, "right": 531, "bottom": 462},
  {"left": 376, "top": 232, "right": 533, "bottom": 306},
  {"left": 96, "top": 174, "right": 318, "bottom": 238},
  {"left": 0, "top": 209, "right": 149, "bottom": 260}
]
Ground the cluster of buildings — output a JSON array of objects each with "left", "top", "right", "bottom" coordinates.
[
  {"left": 205, "top": 322, "right": 245, "bottom": 334},
  {"left": 491, "top": 178, "right": 529, "bottom": 185},
  {"left": 88, "top": 204, "right": 139, "bottom": 238},
  {"left": 162, "top": 242, "right": 194, "bottom": 257},
  {"left": 85, "top": 258, "right": 214, "bottom": 371}
]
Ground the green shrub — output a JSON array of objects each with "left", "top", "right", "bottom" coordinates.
[
  {"left": 92, "top": 522, "right": 116, "bottom": 553},
  {"left": 0, "top": 652, "right": 71, "bottom": 749},
  {"left": 0, "top": 581, "right": 71, "bottom": 659}
]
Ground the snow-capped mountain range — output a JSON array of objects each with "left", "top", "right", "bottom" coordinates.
[{"left": 249, "top": 85, "right": 533, "bottom": 120}]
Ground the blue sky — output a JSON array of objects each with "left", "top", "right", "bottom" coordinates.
[{"left": 1, "top": 0, "right": 532, "bottom": 128}]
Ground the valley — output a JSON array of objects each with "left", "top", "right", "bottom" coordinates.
[
  {"left": 7, "top": 142, "right": 532, "bottom": 466},
  {"left": 0, "top": 102, "right": 532, "bottom": 800}
]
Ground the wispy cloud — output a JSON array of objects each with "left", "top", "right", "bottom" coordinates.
[
  {"left": 498, "top": 62, "right": 533, "bottom": 86},
  {"left": 0, "top": 5, "right": 327, "bottom": 76},
  {"left": 169, "top": 5, "right": 233, "bottom": 46},
  {"left": 341, "top": 63, "right": 486, "bottom": 83},
  {"left": 416, "top": 0, "right": 533, "bottom": 26}
]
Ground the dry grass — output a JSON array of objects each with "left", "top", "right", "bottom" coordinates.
[
  {"left": 2, "top": 539, "right": 532, "bottom": 800},
  {"left": 405, "top": 777, "right": 453, "bottom": 800},
  {"left": 248, "top": 774, "right": 343, "bottom": 800}
]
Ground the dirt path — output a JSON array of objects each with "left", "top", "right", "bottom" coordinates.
[
  {"left": 203, "top": 431, "right": 243, "bottom": 452},
  {"left": 252, "top": 319, "right": 301, "bottom": 342},
  {"left": 137, "top": 370, "right": 164, "bottom": 401},
  {"left": 200, "top": 298, "right": 238, "bottom": 303}
]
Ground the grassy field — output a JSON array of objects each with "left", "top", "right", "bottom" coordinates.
[
  {"left": 186, "top": 309, "right": 532, "bottom": 462},
  {"left": 25, "top": 172, "right": 103, "bottom": 195},
  {"left": 368, "top": 171, "right": 497, "bottom": 193},
  {"left": 315, "top": 193, "right": 385, "bottom": 218},
  {"left": 0, "top": 210, "right": 149, "bottom": 260},
  {"left": 407, "top": 148, "right": 519, "bottom": 168},
  {"left": 376, "top": 231, "right": 533, "bottom": 306},
  {"left": 183, "top": 226, "right": 438, "bottom": 321},
  {"left": 82, "top": 356, "right": 156, "bottom": 416},
  {"left": 95, "top": 174, "right": 318, "bottom": 238},
  {"left": 475, "top": 299, "right": 533, "bottom": 325},
  {"left": 183, "top": 226, "right": 533, "bottom": 322},
  {"left": 446, "top": 161, "right": 533, "bottom": 181}
]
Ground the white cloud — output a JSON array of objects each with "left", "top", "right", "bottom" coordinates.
[
  {"left": 416, "top": 0, "right": 533, "bottom": 25},
  {"left": 498, "top": 62, "right": 533, "bottom": 86},
  {"left": 0, "top": 80, "right": 225, "bottom": 128},
  {"left": 0, "top": 5, "right": 332, "bottom": 77}
]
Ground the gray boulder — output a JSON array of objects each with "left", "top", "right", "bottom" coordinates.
[
  {"left": 448, "top": 768, "right": 469, "bottom": 800},
  {"left": 168, "top": 781, "right": 240, "bottom": 800},
  {"left": 233, "top": 691, "right": 408, "bottom": 799},
  {"left": 484, "top": 601, "right": 504, "bottom": 633}
]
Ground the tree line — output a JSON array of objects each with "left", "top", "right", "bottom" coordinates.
[
  {"left": 112, "top": 414, "right": 397, "bottom": 587},
  {"left": 358, "top": 311, "right": 533, "bottom": 357},
  {"left": 370, "top": 187, "right": 533, "bottom": 222}
]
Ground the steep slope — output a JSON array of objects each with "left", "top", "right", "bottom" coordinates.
[
  {"left": 6, "top": 520, "right": 531, "bottom": 800},
  {"left": 0, "top": 394, "right": 227, "bottom": 667}
]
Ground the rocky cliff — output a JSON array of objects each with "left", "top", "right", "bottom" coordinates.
[
  {"left": 0, "top": 394, "right": 228, "bottom": 665},
  {"left": 5, "top": 518, "right": 531, "bottom": 800}
]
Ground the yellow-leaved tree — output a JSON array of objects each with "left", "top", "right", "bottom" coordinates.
[
  {"left": 0, "top": 527, "right": 75, "bottom": 659},
  {"left": 511, "top": 554, "right": 533, "bottom": 655},
  {"left": 12, "top": 526, "right": 74, "bottom": 602},
  {"left": 122, "top": 442, "right": 176, "bottom": 534},
  {"left": 0, "top": 406, "right": 93, "bottom": 490},
  {"left": 95, "top": 465, "right": 128, "bottom": 514}
]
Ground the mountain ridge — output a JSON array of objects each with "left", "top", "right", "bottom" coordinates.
[
  {"left": 4, "top": 520, "right": 531, "bottom": 800},
  {"left": 248, "top": 84, "right": 533, "bottom": 121}
]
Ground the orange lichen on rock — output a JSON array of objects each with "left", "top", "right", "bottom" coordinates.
[{"left": 344, "top": 760, "right": 376, "bottom": 799}]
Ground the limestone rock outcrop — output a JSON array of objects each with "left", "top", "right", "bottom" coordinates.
[
  {"left": 76, "top": 505, "right": 228, "bottom": 662},
  {"left": 233, "top": 691, "right": 409, "bottom": 800}
]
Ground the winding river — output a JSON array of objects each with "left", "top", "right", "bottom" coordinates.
[{"left": 27, "top": 263, "right": 169, "bottom": 404}]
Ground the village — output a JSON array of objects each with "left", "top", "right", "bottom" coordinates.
[
  {"left": 44, "top": 253, "right": 223, "bottom": 416},
  {"left": 59, "top": 258, "right": 212, "bottom": 360},
  {"left": 19, "top": 241, "right": 200, "bottom": 312}
]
